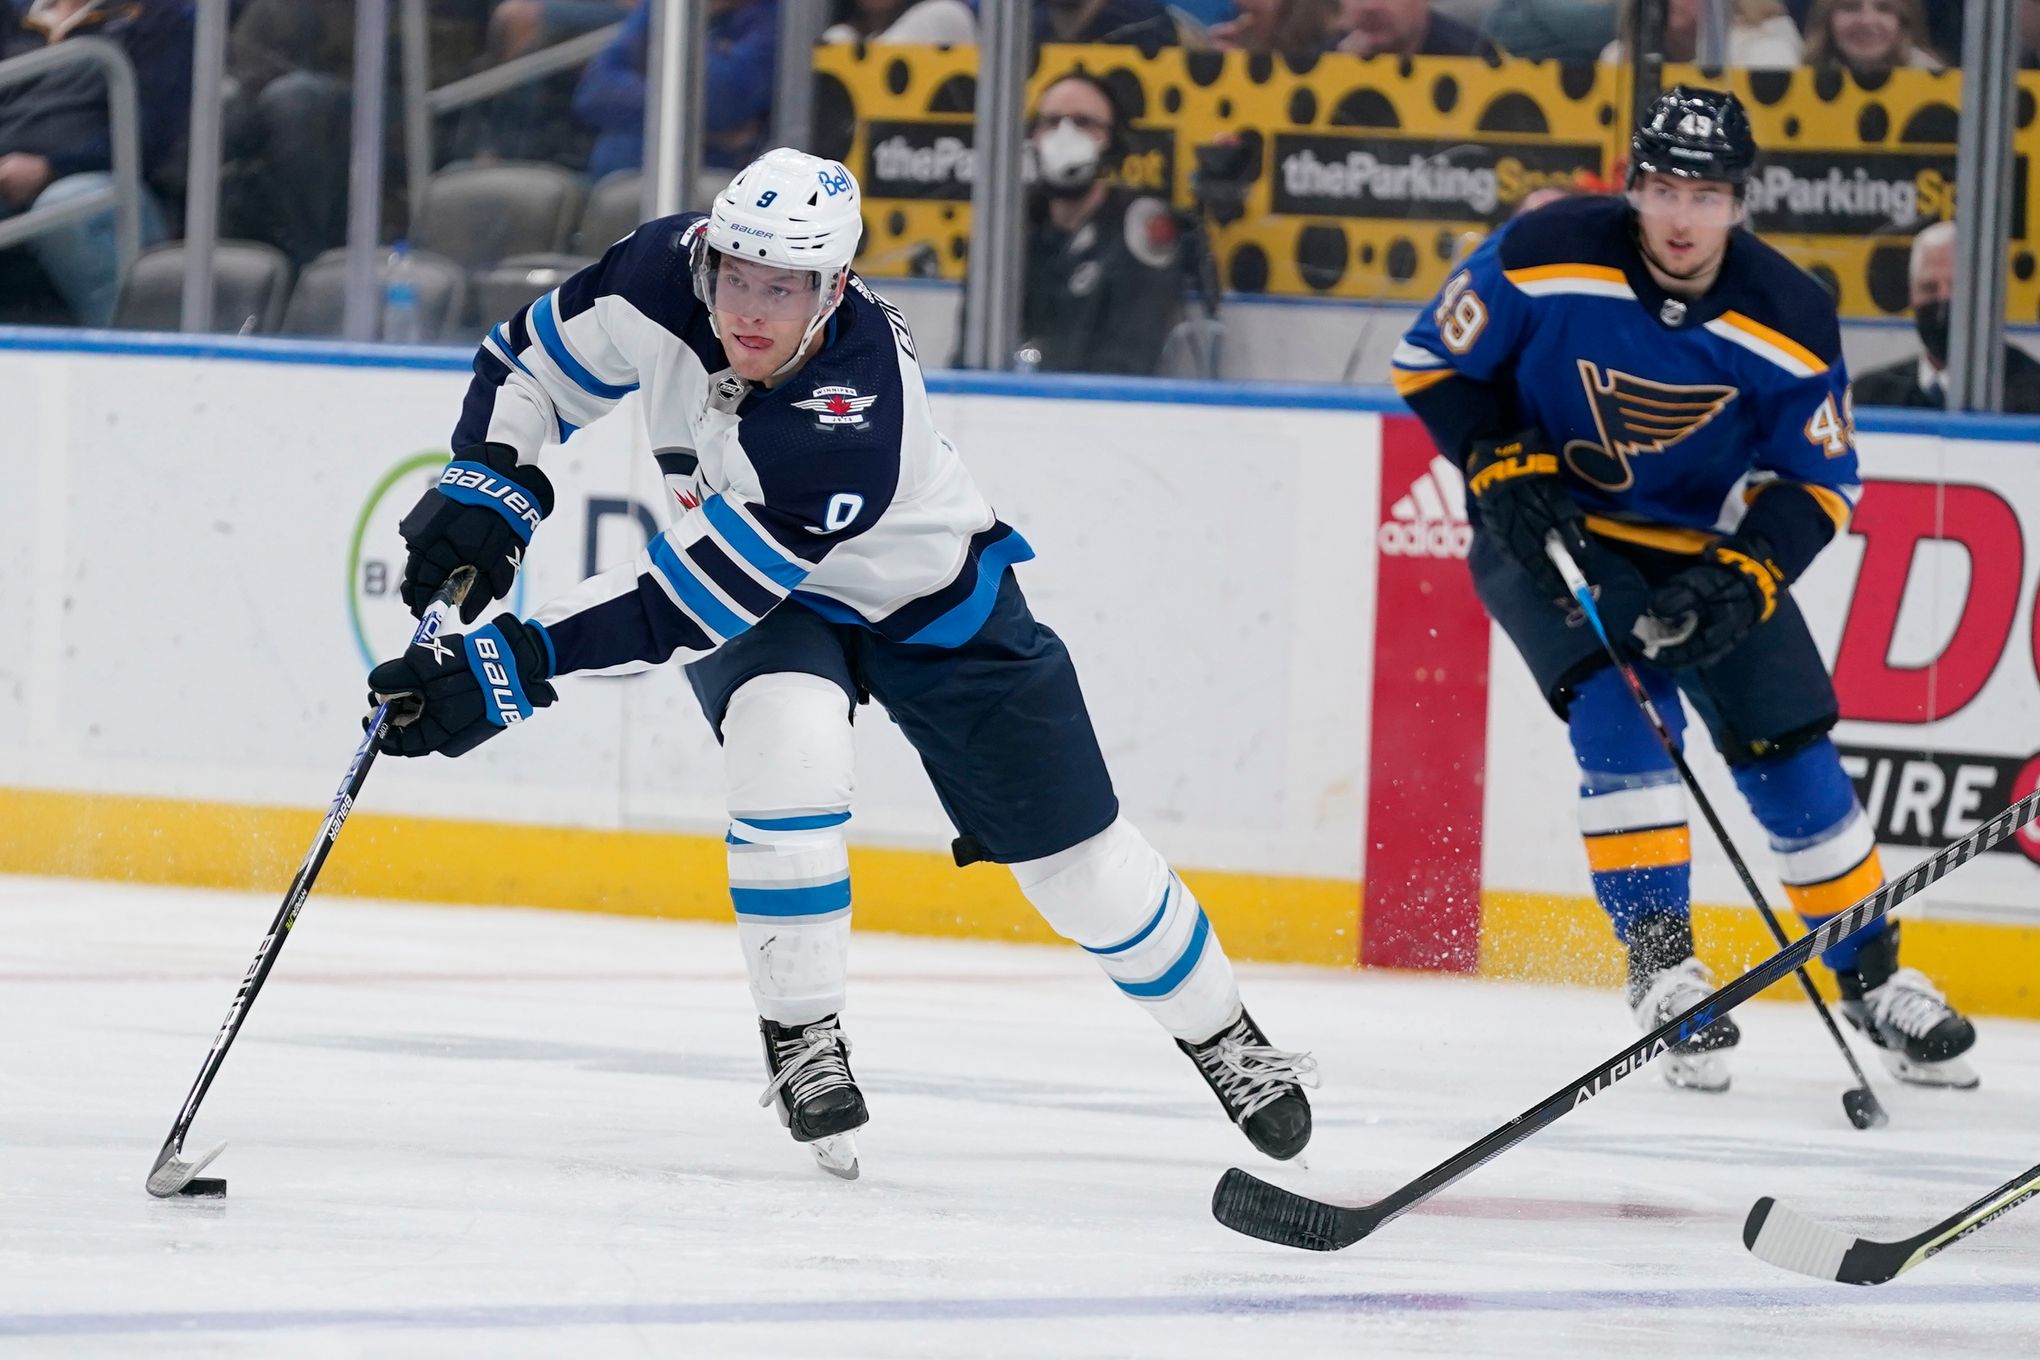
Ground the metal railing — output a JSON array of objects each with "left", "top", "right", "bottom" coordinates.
[{"left": 0, "top": 37, "right": 143, "bottom": 277}]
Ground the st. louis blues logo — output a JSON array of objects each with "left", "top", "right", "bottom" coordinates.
[
  {"left": 794, "top": 384, "right": 878, "bottom": 429},
  {"left": 1564, "top": 360, "right": 1738, "bottom": 492}
]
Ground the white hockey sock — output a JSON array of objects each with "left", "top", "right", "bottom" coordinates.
[
  {"left": 728, "top": 813, "right": 851, "bottom": 1026},
  {"left": 1012, "top": 817, "right": 1241, "bottom": 1041}
]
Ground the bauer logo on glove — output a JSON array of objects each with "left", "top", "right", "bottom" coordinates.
[
  {"left": 397, "top": 444, "right": 556, "bottom": 624},
  {"left": 366, "top": 613, "right": 557, "bottom": 757}
]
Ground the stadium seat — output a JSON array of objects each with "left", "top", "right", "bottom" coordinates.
[
  {"left": 112, "top": 241, "right": 293, "bottom": 334},
  {"left": 468, "top": 254, "right": 596, "bottom": 328},
  {"left": 408, "top": 162, "right": 587, "bottom": 272},
  {"left": 574, "top": 170, "right": 643, "bottom": 255},
  {"left": 279, "top": 246, "right": 468, "bottom": 341}
]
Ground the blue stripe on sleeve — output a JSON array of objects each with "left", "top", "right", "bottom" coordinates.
[
  {"left": 685, "top": 534, "right": 783, "bottom": 619},
  {"left": 647, "top": 534, "right": 750, "bottom": 640},
  {"left": 1114, "top": 909, "right": 1212, "bottom": 999},
  {"left": 462, "top": 623, "right": 534, "bottom": 727},
  {"left": 487, "top": 324, "right": 531, "bottom": 375},
  {"left": 532, "top": 293, "right": 639, "bottom": 400},
  {"left": 702, "top": 495, "right": 809, "bottom": 590},
  {"left": 730, "top": 878, "right": 853, "bottom": 918}
]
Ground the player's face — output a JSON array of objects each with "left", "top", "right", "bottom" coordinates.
[
  {"left": 714, "top": 255, "right": 821, "bottom": 380},
  {"left": 1830, "top": 0, "right": 1906, "bottom": 68},
  {"left": 1629, "top": 173, "right": 1741, "bottom": 282}
]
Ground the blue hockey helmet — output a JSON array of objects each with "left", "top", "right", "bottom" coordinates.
[{"left": 1629, "top": 86, "right": 1757, "bottom": 191}]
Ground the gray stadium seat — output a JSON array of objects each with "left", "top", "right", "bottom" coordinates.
[
  {"left": 112, "top": 241, "right": 293, "bottom": 333},
  {"left": 468, "top": 254, "right": 596, "bottom": 327},
  {"left": 574, "top": 170, "right": 643, "bottom": 254},
  {"left": 279, "top": 247, "right": 468, "bottom": 342},
  {"left": 409, "top": 162, "right": 586, "bottom": 272}
]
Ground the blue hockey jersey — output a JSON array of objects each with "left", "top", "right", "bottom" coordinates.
[{"left": 1393, "top": 195, "right": 1858, "bottom": 576}]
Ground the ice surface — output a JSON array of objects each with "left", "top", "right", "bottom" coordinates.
[{"left": 4, "top": 874, "right": 2038, "bottom": 1357}]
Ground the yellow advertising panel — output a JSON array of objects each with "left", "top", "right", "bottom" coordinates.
[{"left": 815, "top": 44, "right": 2040, "bottom": 323}]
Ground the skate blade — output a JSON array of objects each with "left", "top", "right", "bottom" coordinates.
[
  {"left": 1882, "top": 1051, "right": 1979, "bottom": 1089},
  {"left": 1661, "top": 1052, "right": 1731, "bottom": 1093},
  {"left": 809, "top": 1133, "right": 860, "bottom": 1180}
]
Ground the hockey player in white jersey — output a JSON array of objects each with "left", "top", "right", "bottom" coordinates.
[{"left": 366, "top": 148, "right": 1315, "bottom": 1177}]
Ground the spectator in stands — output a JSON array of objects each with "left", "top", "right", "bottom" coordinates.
[
  {"left": 1038, "top": 0, "right": 1181, "bottom": 47},
  {"left": 822, "top": 0, "right": 977, "bottom": 43},
  {"left": 574, "top": 0, "right": 776, "bottom": 183},
  {"left": 1483, "top": 0, "right": 1619, "bottom": 60},
  {"left": 1331, "top": 0, "right": 1499, "bottom": 57},
  {"left": 1601, "top": 0, "right": 1802, "bottom": 68},
  {"left": 219, "top": 1, "right": 352, "bottom": 269},
  {"left": 454, "top": 0, "right": 631, "bottom": 166},
  {"left": 1851, "top": 221, "right": 2040, "bottom": 411},
  {"left": 1016, "top": 72, "right": 1183, "bottom": 375},
  {"left": 1208, "top": 0, "right": 1336, "bottom": 52},
  {"left": 0, "top": 0, "right": 190, "bottom": 325},
  {"left": 1803, "top": 0, "right": 1945, "bottom": 74}
]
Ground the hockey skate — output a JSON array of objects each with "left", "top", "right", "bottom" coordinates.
[
  {"left": 759, "top": 1015, "right": 869, "bottom": 1179},
  {"left": 1838, "top": 929, "right": 1978, "bottom": 1089},
  {"left": 1631, "top": 957, "right": 1741, "bottom": 1091},
  {"left": 1179, "top": 1008, "right": 1317, "bottom": 1161}
]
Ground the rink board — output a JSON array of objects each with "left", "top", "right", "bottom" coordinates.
[{"left": 2, "top": 330, "right": 2037, "bottom": 1012}]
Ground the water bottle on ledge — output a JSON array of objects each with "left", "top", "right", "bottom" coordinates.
[{"left": 382, "top": 240, "right": 422, "bottom": 344}]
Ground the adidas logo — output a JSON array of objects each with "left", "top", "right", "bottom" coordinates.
[{"left": 1377, "top": 454, "right": 1472, "bottom": 559}]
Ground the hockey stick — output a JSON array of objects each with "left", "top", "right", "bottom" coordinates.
[
  {"left": 145, "top": 567, "right": 474, "bottom": 1198},
  {"left": 1544, "top": 535, "right": 1886, "bottom": 1131},
  {"left": 1743, "top": 1159, "right": 2040, "bottom": 1284},
  {"left": 1210, "top": 789, "right": 2040, "bottom": 1251}
]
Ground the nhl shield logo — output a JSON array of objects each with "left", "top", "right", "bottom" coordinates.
[{"left": 794, "top": 384, "right": 878, "bottom": 429}]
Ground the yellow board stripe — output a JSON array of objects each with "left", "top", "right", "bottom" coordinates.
[
  {"left": 0, "top": 786, "right": 1362, "bottom": 967},
  {"left": 1584, "top": 515, "right": 1716, "bottom": 555},
  {"left": 1783, "top": 849, "right": 1886, "bottom": 918},
  {"left": 1503, "top": 264, "right": 1629, "bottom": 286},
  {"left": 1717, "top": 310, "right": 1829, "bottom": 374},
  {"left": 1583, "top": 825, "right": 1691, "bottom": 872},
  {"left": 1391, "top": 366, "right": 1456, "bottom": 397}
]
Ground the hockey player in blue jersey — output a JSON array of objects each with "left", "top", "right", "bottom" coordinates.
[
  {"left": 1394, "top": 87, "right": 1977, "bottom": 1092},
  {"left": 362, "top": 148, "right": 1315, "bottom": 1176}
]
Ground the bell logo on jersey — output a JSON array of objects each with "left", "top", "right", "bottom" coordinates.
[
  {"left": 1377, "top": 454, "right": 1471, "bottom": 559},
  {"left": 1564, "top": 361, "right": 1738, "bottom": 492},
  {"left": 794, "top": 385, "right": 878, "bottom": 429}
]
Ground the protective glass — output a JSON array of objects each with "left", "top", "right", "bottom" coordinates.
[
  {"left": 1627, "top": 180, "right": 1742, "bottom": 227},
  {"left": 704, "top": 252, "right": 825, "bottom": 323}
]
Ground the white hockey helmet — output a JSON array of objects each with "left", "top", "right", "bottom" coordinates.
[{"left": 692, "top": 148, "right": 863, "bottom": 362}]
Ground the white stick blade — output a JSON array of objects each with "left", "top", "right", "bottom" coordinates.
[
  {"left": 146, "top": 1140, "right": 226, "bottom": 1198},
  {"left": 1744, "top": 1197, "right": 1853, "bottom": 1281}
]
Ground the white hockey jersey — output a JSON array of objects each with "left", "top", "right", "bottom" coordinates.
[{"left": 455, "top": 213, "right": 1032, "bottom": 677}]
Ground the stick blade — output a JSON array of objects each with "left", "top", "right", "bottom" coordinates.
[
  {"left": 147, "top": 1140, "right": 226, "bottom": 1199},
  {"left": 1743, "top": 1196, "right": 1857, "bottom": 1281},
  {"left": 1211, "top": 1167, "right": 1366, "bottom": 1252},
  {"left": 1843, "top": 1086, "right": 1889, "bottom": 1130}
]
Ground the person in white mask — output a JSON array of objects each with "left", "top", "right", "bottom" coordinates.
[{"left": 1014, "top": 73, "right": 1186, "bottom": 375}]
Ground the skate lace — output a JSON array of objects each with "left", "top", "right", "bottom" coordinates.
[
  {"left": 1194, "top": 1022, "right": 1320, "bottom": 1122},
  {"left": 758, "top": 1023, "right": 854, "bottom": 1110},
  {"left": 1869, "top": 968, "right": 1952, "bottom": 1039}
]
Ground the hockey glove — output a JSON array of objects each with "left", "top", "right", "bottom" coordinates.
[
  {"left": 366, "top": 613, "right": 556, "bottom": 757},
  {"left": 1465, "top": 429, "right": 1588, "bottom": 604},
  {"left": 1636, "top": 538, "right": 1785, "bottom": 671},
  {"left": 398, "top": 444, "right": 555, "bottom": 624}
]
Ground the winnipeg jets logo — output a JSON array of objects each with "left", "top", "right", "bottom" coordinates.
[
  {"left": 1564, "top": 360, "right": 1738, "bottom": 492},
  {"left": 793, "top": 385, "right": 878, "bottom": 429}
]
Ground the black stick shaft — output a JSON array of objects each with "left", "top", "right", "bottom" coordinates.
[
  {"left": 1362, "top": 790, "right": 2038, "bottom": 1233},
  {"left": 1544, "top": 538, "right": 1885, "bottom": 1104},
  {"left": 150, "top": 570, "right": 473, "bottom": 1168}
]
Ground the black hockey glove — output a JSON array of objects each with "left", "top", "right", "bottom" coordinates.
[
  {"left": 1635, "top": 537, "right": 1785, "bottom": 671},
  {"left": 1465, "top": 429, "right": 1588, "bottom": 605},
  {"left": 366, "top": 613, "right": 556, "bottom": 757},
  {"left": 398, "top": 444, "right": 555, "bottom": 624}
]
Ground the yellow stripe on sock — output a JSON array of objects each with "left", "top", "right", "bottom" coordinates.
[
  {"left": 1785, "top": 849, "right": 1885, "bottom": 919},
  {"left": 1584, "top": 826, "right": 1691, "bottom": 872}
]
